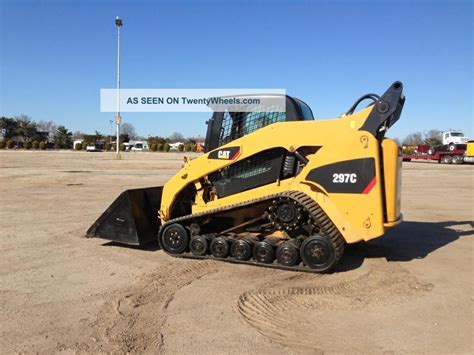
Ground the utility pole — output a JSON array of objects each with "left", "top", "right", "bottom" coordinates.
[{"left": 114, "top": 16, "right": 123, "bottom": 160}]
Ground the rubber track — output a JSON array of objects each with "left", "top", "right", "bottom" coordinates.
[{"left": 158, "top": 191, "right": 345, "bottom": 273}]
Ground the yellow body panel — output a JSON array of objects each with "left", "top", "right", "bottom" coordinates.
[
  {"left": 159, "top": 105, "right": 402, "bottom": 245},
  {"left": 381, "top": 139, "right": 403, "bottom": 225},
  {"left": 466, "top": 141, "right": 474, "bottom": 157}
]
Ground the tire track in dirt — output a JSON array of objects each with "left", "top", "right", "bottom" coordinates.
[
  {"left": 59, "top": 259, "right": 218, "bottom": 353},
  {"left": 237, "top": 260, "right": 433, "bottom": 351}
]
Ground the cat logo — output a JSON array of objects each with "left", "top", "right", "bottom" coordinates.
[
  {"left": 208, "top": 146, "right": 241, "bottom": 160},
  {"left": 218, "top": 150, "right": 231, "bottom": 159}
]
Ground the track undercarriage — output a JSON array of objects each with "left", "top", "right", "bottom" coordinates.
[{"left": 159, "top": 191, "right": 345, "bottom": 273}]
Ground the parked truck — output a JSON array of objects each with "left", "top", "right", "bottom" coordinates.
[
  {"left": 442, "top": 131, "right": 469, "bottom": 151},
  {"left": 403, "top": 141, "right": 474, "bottom": 164}
]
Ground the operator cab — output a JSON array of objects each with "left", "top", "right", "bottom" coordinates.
[{"left": 205, "top": 95, "right": 314, "bottom": 152}]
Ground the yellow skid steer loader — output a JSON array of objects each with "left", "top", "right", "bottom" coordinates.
[{"left": 87, "top": 82, "right": 405, "bottom": 272}]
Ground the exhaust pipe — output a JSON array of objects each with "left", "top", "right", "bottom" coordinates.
[{"left": 86, "top": 186, "right": 163, "bottom": 246}]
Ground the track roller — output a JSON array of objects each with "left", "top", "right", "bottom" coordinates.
[
  {"left": 160, "top": 223, "right": 189, "bottom": 254},
  {"left": 276, "top": 240, "right": 300, "bottom": 266},
  {"left": 190, "top": 235, "right": 208, "bottom": 256},
  {"left": 210, "top": 237, "right": 230, "bottom": 258},
  {"left": 253, "top": 240, "right": 275, "bottom": 264},
  {"left": 300, "top": 235, "right": 336, "bottom": 272},
  {"left": 231, "top": 239, "right": 253, "bottom": 261}
]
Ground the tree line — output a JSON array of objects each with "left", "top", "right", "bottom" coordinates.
[
  {"left": 0, "top": 115, "right": 203, "bottom": 150},
  {"left": 0, "top": 115, "right": 450, "bottom": 152},
  {"left": 401, "top": 129, "right": 443, "bottom": 147},
  {"left": 0, "top": 115, "right": 73, "bottom": 149}
]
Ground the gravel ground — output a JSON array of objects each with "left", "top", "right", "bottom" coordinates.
[{"left": 0, "top": 151, "right": 472, "bottom": 353}]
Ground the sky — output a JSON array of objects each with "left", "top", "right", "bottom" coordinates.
[{"left": 0, "top": 0, "right": 472, "bottom": 140}]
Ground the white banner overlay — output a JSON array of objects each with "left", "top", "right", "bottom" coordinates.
[{"left": 100, "top": 88, "right": 286, "bottom": 112}]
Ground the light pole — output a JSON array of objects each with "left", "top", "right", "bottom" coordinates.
[
  {"left": 114, "top": 16, "right": 123, "bottom": 160},
  {"left": 109, "top": 119, "right": 113, "bottom": 145}
]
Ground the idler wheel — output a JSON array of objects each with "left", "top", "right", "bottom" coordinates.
[
  {"left": 161, "top": 224, "right": 189, "bottom": 254},
  {"left": 300, "top": 235, "right": 336, "bottom": 272}
]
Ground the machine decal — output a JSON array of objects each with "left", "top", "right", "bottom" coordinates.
[
  {"left": 306, "top": 158, "right": 376, "bottom": 193},
  {"left": 208, "top": 146, "right": 241, "bottom": 160},
  {"left": 332, "top": 173, "right": 357, "bottom": 183},
  {"left": 362, "top": 177, "right": 377, "bottom": 194}
]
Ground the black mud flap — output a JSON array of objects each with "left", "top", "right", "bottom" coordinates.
[{"left": 86, "top": 186, "right": 163, "bottom": 246}]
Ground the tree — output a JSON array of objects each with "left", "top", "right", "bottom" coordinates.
[
  {"left": 81, "top": 134, "right": 95, "bottom": 145},
  {"left": 16, "top": 115, "right": 37, "bottom": 141},
  {"left": 0, "top": 117, "right": 19, "bottom": 139},
  {"left": 94, "top": 130, "right": 103, "bottom": 143},
  {"left": 72, "top": 130, "right": 84, "bottom": 140},
  {"left": 33, "top": 131, "right": 50, "bottom": 142},
  {"left": 402, "top": 132, "right": 423, "bottom": 146},
  {"left": 53, "top": 125, "right": 73, "bottom": 149},
  {"left": 424, "top": 129, "right": 442, "bottom": 147},
  {"left": 186, "top": 135, "right": 204, "bottom": 144},
  {"left": 36, "top": 120, "right": 57, "bottom": 134},
  {"left": 147, "top": 136, "right": 166, "bottom": 146},
  {"left": 168, "top": 132, "right": 184, "bottom": 143},
  {"left": 119, "top": 133, "right": 130, "bottom": 143},
  {"left": 121, "top": 122, "right": 137, "bottom": 140}
]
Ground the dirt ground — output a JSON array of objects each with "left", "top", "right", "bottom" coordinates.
[{"left": 0, "top": 151, "right": 472, "bottom": 354}]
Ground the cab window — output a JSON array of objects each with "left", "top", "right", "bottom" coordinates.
[
  {"left": 219, "top": 110, "right": 286, "bottom": 146},
  {"left": 295, "top": 99, "right": 314, "bottom": 120}
]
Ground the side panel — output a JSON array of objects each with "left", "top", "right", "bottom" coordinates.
[
  {"left": 382, "top": 139, "right": 402, "bottom": 225},
  {"left": 208, "top": 148, "right": 286, "bottom": 197},
  {"left": 466, "top": 141, "right": 474, "bottom": 157},
  {"left": 300, "top": 133, "right": 386, "bottom": 243}
]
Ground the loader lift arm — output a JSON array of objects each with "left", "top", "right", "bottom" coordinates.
[{"left": 358, "top": 81, "right": 405, "bottom": 138}]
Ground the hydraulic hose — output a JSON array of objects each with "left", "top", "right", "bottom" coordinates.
[{"left": 345, "top": 93, "right": 381, "bottom": 115}]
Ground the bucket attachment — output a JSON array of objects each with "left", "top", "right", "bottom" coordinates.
[{"left": 86, "top": 186, "right": 163, "bottom": 246}]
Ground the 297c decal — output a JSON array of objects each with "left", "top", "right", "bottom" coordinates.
[
  {"left": 306, "top": 158, "right": 376, "bottom": 194},
  {"left": 332, "top": 173, "right": 357, "bottom": 183}
]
